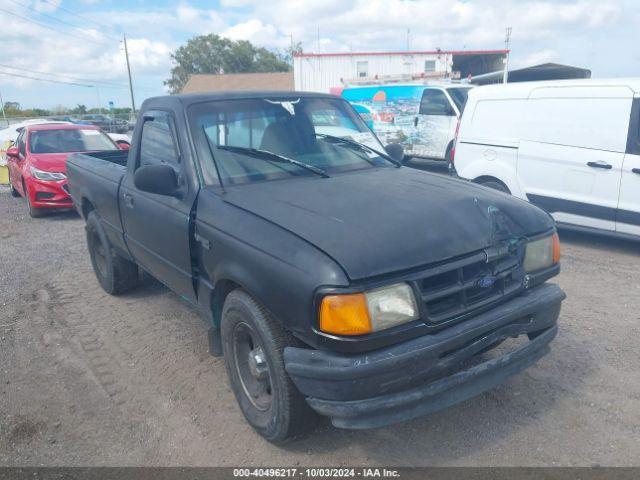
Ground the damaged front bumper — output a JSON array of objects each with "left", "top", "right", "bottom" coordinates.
[{"left": 284, "top": 283, "right": 565, "bottom": 429}]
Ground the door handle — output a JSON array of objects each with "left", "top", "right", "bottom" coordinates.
[
  {"left": 122, "top": 193, "right": 134, "bottom": 208},
  {"left": 587, "top": 161, "right": 612, "bottom": 170},
  {"left": 194, "top": 232, "right": 211, "bottom": 250},
  {"left": 632, "top": 168, "right": 640, "bottom": 175}
]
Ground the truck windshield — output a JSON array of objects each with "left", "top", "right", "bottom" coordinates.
[
  {"left": 189, "top": 97, "right": 389, "bottom": 186},
  {"left": 29, "top": 129, "right": 117, "bottom": 154}
]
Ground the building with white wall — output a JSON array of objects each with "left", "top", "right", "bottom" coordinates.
[{"left": 293, "top": 49, "right": 508, "bottom": 93}]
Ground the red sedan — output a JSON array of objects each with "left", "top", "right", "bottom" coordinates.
[{"left": 6, "top": 124, "right": 127, "bottom": 217}]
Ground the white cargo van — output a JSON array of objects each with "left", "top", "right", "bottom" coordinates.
[{"left": 454, "top": 79, "right": 640, "bottom": 238}]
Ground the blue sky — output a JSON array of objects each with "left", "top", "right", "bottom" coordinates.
[{"left": 1, "top": 0, "right": 639, "bottom": 111}]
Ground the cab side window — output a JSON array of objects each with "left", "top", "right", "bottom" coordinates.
[
  {"left": 419, "top": 89, "right": 452, "bottom": 116},
  {"left": 139, "top": 111, "right": 180, "bottom": 168}
]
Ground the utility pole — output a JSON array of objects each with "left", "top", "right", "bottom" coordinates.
[
  {"left": 406, "top": 28, "right": 410, "bottom": 51},
  {"left": 123, "top": 33, "right": 136, "bottom": 113},
  {"left": 503, "top": 27, "right": 512, "bottom": 84},
  {"left": 0, "top": 89, "right": 7, "bottom": 127},
  {"left": 317, "top": 26, "right": 320, "bottom": 53}
]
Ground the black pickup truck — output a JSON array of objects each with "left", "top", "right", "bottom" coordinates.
[{"left": 67, "top": 91, "right": 565, "bottom": 443}]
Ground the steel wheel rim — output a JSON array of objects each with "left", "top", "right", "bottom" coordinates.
[{"left": 232, "top": 321, "right": 272, "bottom": 411}]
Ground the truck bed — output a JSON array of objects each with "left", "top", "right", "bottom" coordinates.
[{"left": 67, "top": 150, "right": 129, "bottom": 256}]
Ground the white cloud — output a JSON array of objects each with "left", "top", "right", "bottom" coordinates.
[
  {"left": 32, "top": 0, "right": 61, "bottom": 13},
  {"left": 222, "top": 19, "right": 289, "bottom": 48},
  {"left": 0, "top": 0, "right": 637, "bottom": 109},
  {"left": 514, "top": 49, "right": 560, "bottom": 68}
]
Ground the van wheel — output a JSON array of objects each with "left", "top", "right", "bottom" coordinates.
[
  {"left": 221, "top": 289, "right": 318, "bottom": 443},
  {"left": 86, "top": 211, "right": 138, "bottom": 295},
  {"left": 478, "top": 179, "right": 511, "bottom": 194}
]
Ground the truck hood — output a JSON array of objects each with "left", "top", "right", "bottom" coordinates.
[{"left": 223, "top": 167, "right": 554, "bottom": 280}]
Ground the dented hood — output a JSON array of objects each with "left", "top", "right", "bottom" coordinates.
[{"left": 223, "top": 167, "right": 555, "bottom": 280}]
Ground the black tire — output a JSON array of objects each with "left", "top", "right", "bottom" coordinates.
[
  {"left": 24, "top": 184, "right": 46, "bottom": 218},
  {"left": 479, "top": 179, "right": 511, "bottom": 194},
  {"left": 221, "top": 289, "right": 318, "bottom": 443},
  {"left": 86, "top": 211, "right": 138, "bottom": 295},
  {"left": 9, "top": 175, "right": 20, "bottom": 197}
]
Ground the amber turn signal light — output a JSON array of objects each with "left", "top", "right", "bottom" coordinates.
[
  {"left": 319, "top": 293, "right": 372, "bottom": 336},
  {"left": 552, "top": 232, "right": 561, "bottom": 264}
]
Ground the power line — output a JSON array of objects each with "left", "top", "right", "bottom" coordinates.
[
  {"left": 0, "top": 7, "right": 112, "bottom": 47},
  {"left": 0, "top": 63, "right": 128, "bottom": 88},
  {"left": 0, "top": 66, "right": 160, "bottom": 94},
  {"left": 7, "top": 0, "right": 122, "bottom": 43},
  {"left": 37, "top": 0, "right": 119, "bottom": 36},
  {"left": 0, "top": 69, "right": 95, "bottom": 87}
]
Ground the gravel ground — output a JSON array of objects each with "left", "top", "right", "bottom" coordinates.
[{"left": 1, "top": 184, "right": 639, "bottom": 466}]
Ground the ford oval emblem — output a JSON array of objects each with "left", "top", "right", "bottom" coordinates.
[{"left": 477, "top": 275, "right": 497, "bottom": 288}]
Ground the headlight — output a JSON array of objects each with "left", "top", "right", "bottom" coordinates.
[
  {"left": 30, "top": 166, "right": 66, "bottom": 182},
  {"left": 319, "top": 283, "right": 419, "bottom": 336},
  {"left": 524, "top": 232, "right": 561, "bottom": 273}
]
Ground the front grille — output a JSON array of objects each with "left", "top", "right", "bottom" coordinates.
[{"left": 415, "top": 242, "right": 525, "bottom": 325}]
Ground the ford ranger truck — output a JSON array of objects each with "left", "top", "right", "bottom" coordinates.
[{"left": 66, "top": 92, "right": 566, "bottom": 443}]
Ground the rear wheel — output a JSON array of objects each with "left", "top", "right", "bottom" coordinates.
[
  {"left": 221, "top": 290, "right": 318, "bottom": 443},
  {"left": 86, "top": 211, "right": 138, "bottom": 295},
  {"left": 478, "top": 178, "right": 511, "bottom": 194}
]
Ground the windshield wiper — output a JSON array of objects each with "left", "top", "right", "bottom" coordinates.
[
  {"left": 217, "top": 145, "right": 329, "bottom": 178},
  {"left": 315, "top": 133, "right": 402, "bottom": 167}
]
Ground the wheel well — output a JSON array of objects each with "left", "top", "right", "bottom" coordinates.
[
  {"left": 81, "top": 198, "right": 95, "bottom": 220},
  {"left": 211, "top": 279, "right": 242, "bottom": 327},
  {"left": 473, "top": 176, "right": 509, "bottom": 190}
]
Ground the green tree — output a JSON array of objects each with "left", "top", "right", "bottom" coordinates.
[
  {"left": 283, "top": 41, "right": 303, "bottom": 66},
  {"left": 71, "top": 104, "right": 88, "bottom": 115},
  {"left": 164, "top": 34, "right": 291, "bottom": 94}
]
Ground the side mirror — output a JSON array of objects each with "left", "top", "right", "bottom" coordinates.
[
  {"left": 116, "top": 140, "right": 130, "bottom": 151},
  {"left": 6, "top": 146, "right": 20, "bottom": 159},
  {"left": 385, "top": 143, "right": 404, "bottom": 163},
  {"left": 134, "top": 164, "right": 179, "bottom": 197}
]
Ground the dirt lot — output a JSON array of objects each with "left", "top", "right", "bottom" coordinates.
[{"left": 1, "top": 184, "right": 639, "bottom": 467}]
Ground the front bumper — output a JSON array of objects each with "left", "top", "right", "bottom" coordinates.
[
  {"left": 284, "top": 283, "right": 565, "bottom": 429},
  {"left": 27, "top": 177, "right": 73, "bottom": 209}
]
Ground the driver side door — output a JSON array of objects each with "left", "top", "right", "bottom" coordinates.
[{"left": 120, "top": 110, "right": 197, "bottom": 302}]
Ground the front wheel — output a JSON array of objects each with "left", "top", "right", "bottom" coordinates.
[
  {"left": 86, "top": 211, "right": 138, "bottom": 295},
  {"left": 221, "top": 290, "right": 318, "bottom": 443},
  {"left": 25, "top": 185, "right": 46, "bottom": 218}
]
